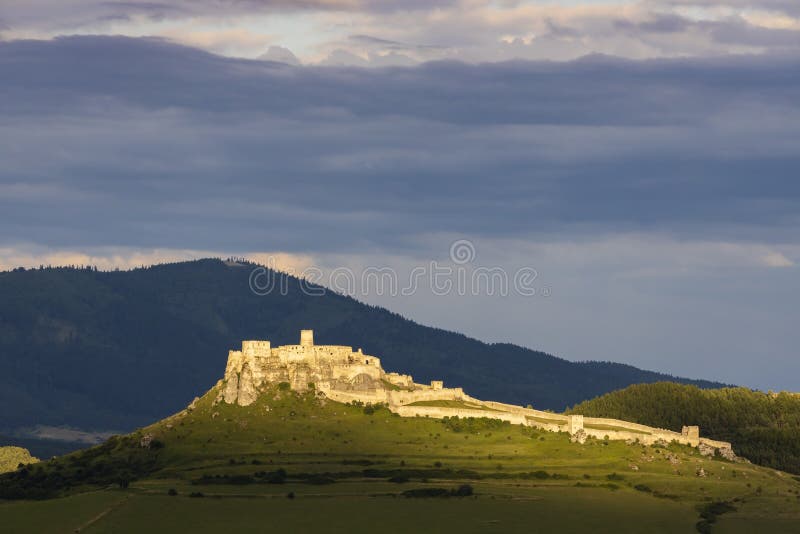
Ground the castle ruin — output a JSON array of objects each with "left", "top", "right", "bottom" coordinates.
[{"left": 219, "top": 330, "right": 734, "bottom": 457}]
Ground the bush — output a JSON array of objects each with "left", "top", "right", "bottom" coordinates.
[
  {"left": 167, "top": 488, "right": 178, "bottom": 496},
  {"left": 305, "top": 475, "right": 336, "bottom": 485},
  {"left": 402, "top": 488, "right": 450, "bottom": 498},
  {"left": 452, "top": 484, "right": 474, "bottom": 497},
  {"left": 402, "top": 485, "right": 475, "bottom": 498},
  {"left": 278, "top": 382, "right": 291, "bottom": 391}
]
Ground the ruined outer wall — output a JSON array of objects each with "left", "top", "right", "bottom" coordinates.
[
  {"left": 699, "top": 437, "right": 733, "bottom": 449},
  {"left": 478, "top": 400, "right": 570, "bottom": 423},
  {"left": 394, "top": 405, "right": 527, "bottom": 425},
  {"left": 583, "top": 416, "right": 680, "bottom": 438},
  {"left": 387, "top": 388, "right": 466, "bottom": 406},
  {"left": 325, "top": 389, "right": 389, "bottom": 405}
]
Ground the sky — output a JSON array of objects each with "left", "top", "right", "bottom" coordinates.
[{"left": 0, "top": 1, "right": 799, "bottom": 392}]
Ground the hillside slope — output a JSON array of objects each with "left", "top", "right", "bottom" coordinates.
[
  {"left": 569, "top": 383, "right": 800, "bottom": 473},
  {"left": 1, "top": 386, "right": 799, "bottom": 533},
  {"left": 0, "top": 259, "right": 724, "bottom": 435}
]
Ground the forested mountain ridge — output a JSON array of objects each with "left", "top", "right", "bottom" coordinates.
[
  {"left": 569, "top": 382, "right": 800, "bottom": 473},
  {"left": 0, "top": 259, "right": 725, "bottom": 436}
]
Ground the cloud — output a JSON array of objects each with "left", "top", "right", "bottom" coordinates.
[
  {"left": 259, "top": 45, "right": 301, "bottom": 65},
  {"left": 762, "top": 251, "right": 795, "bottom": 267},
  {"left": 4, "top": 1, "right": 800, "bottom": 62},
  {"left": 1, "top": 36, "right": 799, "bottom": 256},
  {"left": 0, "top": 34, "right": 798, "bottom": 392}
]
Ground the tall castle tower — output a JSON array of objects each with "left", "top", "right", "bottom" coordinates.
[{"left": 300, "top": 329, "right": 314, "bottom": 347}]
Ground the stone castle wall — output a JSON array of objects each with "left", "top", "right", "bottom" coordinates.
[{"left": 218, "top": 330, "right": 734, "bottom": 457}]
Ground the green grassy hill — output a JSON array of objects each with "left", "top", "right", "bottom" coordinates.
[
  {"left": 1, "top": 385, "right": 799, "bottom": 533},
  {"left": 0, "top": 259, "right": 725, "bottom": 443},
  {"left": 568, "top": 382, "right": 800, "bottom": 474}
]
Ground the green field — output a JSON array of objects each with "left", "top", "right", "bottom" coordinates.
[{"left": 2, "top": 385, "right": 799, "bottom": 533}]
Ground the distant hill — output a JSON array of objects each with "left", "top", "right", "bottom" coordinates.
[
  {"left": 0, "top": 259, "right": 725, "bottom": 438},
  {"left": 569, "top": 382, "right": 800, "bottom": 473}
]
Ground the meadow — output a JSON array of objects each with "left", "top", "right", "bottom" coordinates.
[{"left": 1, "top": 385, "right": 799, "bottom": 533}]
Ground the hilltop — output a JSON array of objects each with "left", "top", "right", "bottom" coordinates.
[
  {"left": 0, "top": 259, "right": 725, "bottom": 445},
  {"left": 0, "top": 448, "right": 37, "bottom": 474},
  {"left": 569, "top": 383, "right": 800, "bottom": 474}
]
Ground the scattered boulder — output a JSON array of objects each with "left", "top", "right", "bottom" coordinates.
[
  {"left": 696, "top": 467, "right": 707, "bottom": 478},
  {"left": 140, "top": 433, "right": 154, "bottom": 449},
  {"left": 570, "top": 429, "right": 587, "bottom": 444},
  {"left": 698, "top": 443, "right": 716, "bottom": 457}
]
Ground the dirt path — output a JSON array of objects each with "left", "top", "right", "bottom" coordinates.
[{"left": 73, "top": 494, "right": 132, "bottom": 533}]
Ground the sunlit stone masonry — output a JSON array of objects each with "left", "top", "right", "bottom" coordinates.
[{"left": 218, "top": 330, "right": 735, "bottom": 459}]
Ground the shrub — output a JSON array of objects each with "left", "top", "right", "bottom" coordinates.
[
  {"left": 278, "top": 382, "right": 291, "bottom": 391},
  {"left": 305, "top": 475, "right": 336, "bottom": 485},
  {"left": 402, "top": 488, "right": 450, "bottom": 498},
  {"left": 452, "top": 484, "right": 474, "bottom": 497},
  {"left": 402, "top": 485, "right": 475, "bottom": 498},
  {"left": 167, "top": 488, "right": 178, "bottom": 496}
]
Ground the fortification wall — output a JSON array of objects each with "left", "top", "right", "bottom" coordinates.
[
  {"left": 384, "top": 373, "right": 414, "bottom": 387},
  {"left": 325, "top": 389, "right": 388, "bottom": 405},
  {"left": 525, "top": 418, "right": 566, "bottom": 433},
  {"left": 583, "top": 416, "right": 678, "bottom": 437},
  {"left": 393, "top": 405, "right": 527, "bottom": 425},
  {"left": 242, "top": 340, "right": 271, "bottom": 358},
  {"left": 387, "top": 388, "right": 466, "bottom": 406},
  {"left": 329, "top": 362, "right": 382, "bottom": 382},
  {"left": 699, "top": 437, "right": 733, "bottom": 450},
  {"left": 478, "top": 400, "right": 570, "bottom": 424}
]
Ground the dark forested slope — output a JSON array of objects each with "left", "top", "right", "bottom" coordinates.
[
  {"left": 569, "top": 382, "right": 800, "bottom": 473},
  {"left": 0, "top": 259, "right": 724, "bottom": 434}
]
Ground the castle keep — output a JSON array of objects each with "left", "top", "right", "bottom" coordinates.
[{"left": 220, "top": 330, "right": 734, "bottom": 457}]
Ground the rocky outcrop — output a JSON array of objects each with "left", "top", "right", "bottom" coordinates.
[{"left": 0, "top": 447, "right": 38, "bottom": 473}]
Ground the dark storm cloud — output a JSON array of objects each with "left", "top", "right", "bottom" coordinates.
[
  {"left": 662, "top": 1, "right": 800, "bottom": 18},
  {"left": 1, "top": 0, "right": 454, "bottom": 29},
  {"left": 1, "top": 36, "right": 799, "bottom": 252}
]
